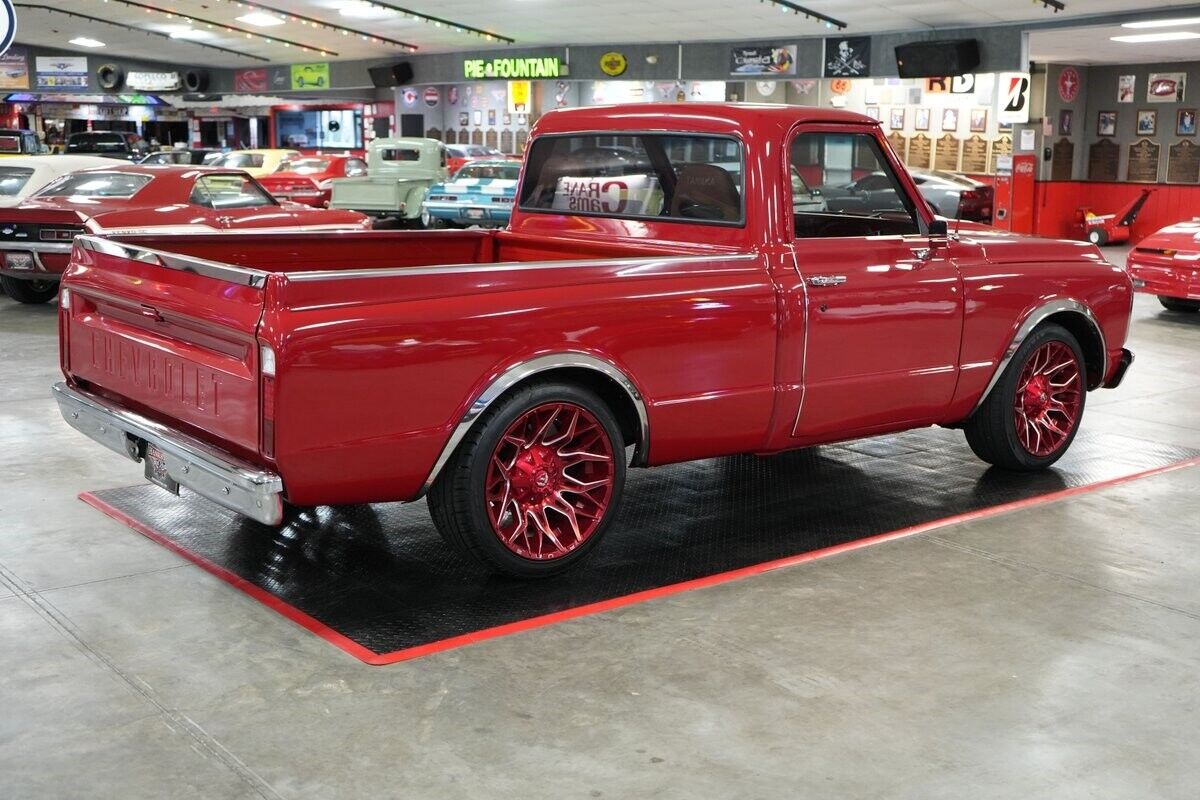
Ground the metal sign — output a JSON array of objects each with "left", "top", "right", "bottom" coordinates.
[
  {"left": 0, "top": 0, "right": 15, "bottom": 58},
  {"left": 997, "top": 72, "right": 1031, "bottom": 125},
  {"left": 463, "top": 56, "right": 560, "bottom": 80},
  {"left": 126, "top": 71, "right": 182, "bottom": 92}
]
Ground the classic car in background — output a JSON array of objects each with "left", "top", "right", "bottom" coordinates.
[
  {"left": 823, "top": 169, "right": 993, "bottom": 222},
  {"left": 1126, "top": 218, "right": 1200, "bottom": 313},
  {"left": 258, "top": 155, "right": 369, "bottom": 208},
  {"left": 205, "top": 149, "right": 302, "bottom": 177},
  {"left": 0, "top": 129, "right": 47, "bottom": 157},
  {"left": 329, "top": 137, "right": 448, "bottom": 225},
  {"left": 65, "top": 131, "right": 150, "bottom": 161},
  {"left": 421, "top": 159, "right": 521, "bottom": 228},
  {"left": 138, "top": 148, "right": 224, "bottom": 166},
  {"left": 0, "top": 165, "right": 370, "bottom": 304},
  {"left": 0, "top": 156, "right": 115, "bottom": 208},
  {"left": 446, "top": 144, "right": 511, "bottom": 175}
]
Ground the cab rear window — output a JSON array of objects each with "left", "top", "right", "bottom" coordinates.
[
  {"left": 519, "top": 133, "right": 744, "bottom": 225},
  {"left": 38, "top": 172, "right": 151, "bottom": 198}
]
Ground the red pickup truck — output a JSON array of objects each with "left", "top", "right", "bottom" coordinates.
[{"left": 54, "top": 104, "right": 1134, "bottom": 578}]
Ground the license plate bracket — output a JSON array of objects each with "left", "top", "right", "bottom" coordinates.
[
  {"left": 143, "top": 443, "right": 180, "bottom": 495},
  {"left": 5, "top": 252, "right": 34, "bottom": 271},
  {"left": 464, "top": 208, "right": 485, "bottom": 220}
]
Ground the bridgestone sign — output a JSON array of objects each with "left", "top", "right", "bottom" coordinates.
[{"left": 464, "top": 57, "right": 560, "bottom": 80}]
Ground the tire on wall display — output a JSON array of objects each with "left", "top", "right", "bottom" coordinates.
[
  {"left": 429, "top": 381, "right": 627, "bottom": 578},
  {"left": 96, "top": 63, "right": 124, "bottom": 91},
  {"left": 183, "top": 69, "right": 209, "bottom": 92}
]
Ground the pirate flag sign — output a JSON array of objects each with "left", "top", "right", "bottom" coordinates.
[{"left": 824, "top": 37, "right": 871, "bottom": 78}]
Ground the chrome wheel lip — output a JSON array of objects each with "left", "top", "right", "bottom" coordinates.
[{"left": 1013, "top": 340, "right": 1083, "bottom": 458}]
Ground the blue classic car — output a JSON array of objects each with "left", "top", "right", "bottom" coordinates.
[{"left": 420, "top": 159, "right": 521, "bottom": 228}]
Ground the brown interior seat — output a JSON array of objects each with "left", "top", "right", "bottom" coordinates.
[{"left": 669, "top": 164, "right": 741, "bottom": 221}]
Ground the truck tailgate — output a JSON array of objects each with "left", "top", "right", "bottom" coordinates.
[
  {"left": 330, "top": 178, "right": 404, "bottom": 210},
  {"left": 61, "top": 236, "right": 267, "bottom": 458}
]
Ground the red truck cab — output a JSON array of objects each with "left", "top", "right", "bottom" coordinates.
[{"left": 54, "top": 104, "right": 1134, "bottom": 577}]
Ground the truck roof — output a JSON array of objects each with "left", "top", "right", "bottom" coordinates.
[{"left": 533, "top": 103, "right": 878, "bottom": 137}]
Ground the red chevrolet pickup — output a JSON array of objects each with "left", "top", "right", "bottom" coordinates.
[{"left": 54, "top": 104, "right": 1134, "bottom": 577}]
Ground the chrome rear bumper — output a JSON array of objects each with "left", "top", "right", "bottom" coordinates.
[{"left": 52, "top": 382, "right": 284, "bottom": 525}]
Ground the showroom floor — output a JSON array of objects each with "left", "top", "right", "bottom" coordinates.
[{"left": 3, "top": 248, "right": 1200, "bottom": 799}]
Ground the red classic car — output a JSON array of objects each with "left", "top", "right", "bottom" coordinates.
[
  {"left": 0, "top": 165, "right": 371, "bottom": 303},
  {"left": 257, "top": 155, "right": 369, "bottom": 208},
  {"left": 53, "top": 104, "right": 1134, "bottom": 578},
  {"left": 1126, "top": 218, "right": 1200, "bottom": 312}
]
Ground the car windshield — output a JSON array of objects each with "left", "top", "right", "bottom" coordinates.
[
  {"left": 39, "top": 172, "right": 151, "bottom": 198},
  {"left": 454, "top": 163, "right": 521, "bottom": 180},
  {"left": 210, "top": 152, "right": 265, "bottom": 169},
  {"left": 66, "top": 133, "right": 129, "bottom": 153},
  {"left": 924, "top": 170, "right": 977, "bottom": 186},
  {"left": 277, "top": 158, "right": 330, "bottom": 174},
  {"left": 0, "top": 167, "right": 34, "bottom": 196}
]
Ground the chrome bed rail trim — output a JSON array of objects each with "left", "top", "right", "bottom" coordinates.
[{"left": 74, "top": 235, "right": 271, "bottom": 288}]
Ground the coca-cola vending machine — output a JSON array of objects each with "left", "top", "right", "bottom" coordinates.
[{"left": 992, "top": 153, "right": 1037, "bottom": 233}]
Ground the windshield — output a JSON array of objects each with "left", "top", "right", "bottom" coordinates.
[
  {"left": 209, "top": 152, "right": 265, "bottom": 169},
  {"left": 0, "top": 167, "right": 34, "bottom": 196},
  {"left": 39, "top": 172, "right": 152, "bottom": 198},
  {"left": 277, "top": 158, "right": 330, "bottom": 174},
  {"left": 66, "top": 133, "right": 129, "bottom": 153},
  {"left": 454, "top": 162, "right": 521, "bottom": 181}
]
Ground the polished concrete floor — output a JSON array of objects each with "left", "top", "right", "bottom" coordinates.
[{"left": 3, "top": 252, "right": 1200, "bottom": 799}]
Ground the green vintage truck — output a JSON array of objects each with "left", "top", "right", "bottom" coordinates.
[{"left": 329, "top": 137, "right": 448, "bottom": 226}]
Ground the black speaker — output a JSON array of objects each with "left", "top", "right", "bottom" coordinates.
[
  {"left": 368, "top": 62, "right": 413, "bottom": 87},
  {"left": 183, "top": 69, "right": 209, "bottom": 92},
  {"left": 895, "top": 39, "right": 980, "bottom": 78}
]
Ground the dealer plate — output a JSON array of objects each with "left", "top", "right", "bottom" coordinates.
[
  {"left": 5, "top": 252, "right": 34, "bottom": 270},
  {"left": 463, "top": 208, "right": 485, "bottom": 220},
  {"left": 143, "top": 443, "right": 180, "bottom": 495}
]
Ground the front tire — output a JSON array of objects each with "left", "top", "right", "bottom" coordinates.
[
  {"left": 428, "top": 382, "right": 626, "bottom": 578},
  {"left": 0, "top": 276, "right": 57, "bottom": 304},
  {"left": 1158, "top": 296, "right": 1200, "bottom": 313},
  {"left": 964, "top": 323, "right": 1086, "bottom": 471}
]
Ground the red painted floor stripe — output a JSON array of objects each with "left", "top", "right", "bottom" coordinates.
[{"left": 81, "top": 454, "right": 1200, "bottom": 666}]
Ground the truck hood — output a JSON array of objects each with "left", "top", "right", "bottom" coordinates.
[{"left": 957, "top": 226, "right": 1107, "bottom": 266}]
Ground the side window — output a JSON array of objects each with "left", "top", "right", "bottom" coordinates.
[
  {"left": 789, "top": 132, "right": 920, "bottom": 239},
  {"left": 191, "top": 175, "right": 275, "bottom": 210},
  {"left": 189, "top": 179, "right": 212, "bottom": 208},
  {"left": 440, "top": 146, "right": 447, "bottom": 168}
]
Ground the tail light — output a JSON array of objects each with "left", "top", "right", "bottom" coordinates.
[
  {"left": 259, "top": 342, "right": 277, "bottom": 458},
  {"left": 960, "top": 190, "right": 978, "bottom": 201}
]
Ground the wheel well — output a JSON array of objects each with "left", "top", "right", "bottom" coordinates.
[
  {"left": 1042, "top": 311, "right": 1104, "bottom": 388},
  {"left": 515, "top": 367, "right": 644, "bottom": 454}
]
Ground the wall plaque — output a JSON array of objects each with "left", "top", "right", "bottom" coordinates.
[
  {"left": 960, "top": 135, "right": 989, "bottom": 174},
  {"left": 887, "top": 131, "right": 908, "bottom": 162},
  {"left": 500, "top": 128, "right": 514, "bottom": 153},
  {"left": 934, "top": 135, "right": 961, "bottom": 171},
  {"left": 1167, "top": 139, "right": 1200, "bottom": 184},
  {"left": 1126, "top": 138, "right": 1160, "bottom": 183},
  {"left": 907, "top": 133, "right": 931, "bottom": 169},
  {"left": 990, "top": 135, "right": 1012, "bottom": 174},
  {"left": 1087, "top": 138, "right": 1119, "bottom": 181},
  {"left": 1050, "top": 138, "right": 1075, "bottom": 181}
]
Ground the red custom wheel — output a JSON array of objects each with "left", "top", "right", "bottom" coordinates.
[
  {"left": 429, "top": 382, "right": 627, "bottom": 577},
  {"left": 485, "top": 402, "right": 616, "bottom": 560},
  {"left": 1012, "top": 341, "right": 1083, "bottom": 457},
  {"left": 964, "top": 323, "right": 1087, "bottom": 471}
]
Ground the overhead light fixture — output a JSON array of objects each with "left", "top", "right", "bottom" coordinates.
[
  {"left": 1111, "top": 31, "right": 1200, "bottom": 43},
  {"left": 164, "top": 25, "right": 208, "bottom": 39},
  {"left": 68, "top": 37, "right": 106, "bottom": 47},
  {"left": 1122, "top": 16, "right": 1200, "bottom": 28},
  {"left": 338, "top": 1, "right": 387, "bottom": 17},
  {"left": 236, "top": 12, "right": 286, "bottom": 27}
]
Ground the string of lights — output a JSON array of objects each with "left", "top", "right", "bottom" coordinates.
[
  {"left": 12, "top": 3, "right": 271, "bottom": 61},
  {"left": 313, "top": 0, "right": 515, "bottom": 44},
  {"left": 762, "top": 0, "right": 847, "bottom": 30},
  {"left": 194, "top": 0, "right": 419, "bottom": 51}
]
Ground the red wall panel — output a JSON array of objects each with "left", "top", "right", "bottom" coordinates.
[{"left": 1032, "top": 181, "right": 1200, "bottom": 243}]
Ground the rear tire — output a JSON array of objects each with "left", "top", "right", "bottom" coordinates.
[
  {"left": 964, "top": 323, "right": 1086, "bottom": 471},
  {"left": 428, "top": 381, "right": 626, "bottom": 578},
  {"left": 1158, "top": 296, "right": 1200, "bottom": 313},
  {"left": 0, "top": 276, "right": 57, "bottom": 304}
]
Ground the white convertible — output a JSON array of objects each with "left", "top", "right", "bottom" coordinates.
[{"left": 0, "top": 155, "right": 117, "bottom": 208}]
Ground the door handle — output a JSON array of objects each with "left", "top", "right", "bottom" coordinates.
[
  {"left": 139, "top": 304, "right": 163, "bottom": 322},
  {"left": 807, "top": 275, "right": 847, "bottom": 287}
]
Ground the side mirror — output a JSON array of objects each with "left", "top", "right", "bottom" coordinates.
[{"left": 928, "top": 219, "right": 949, "bottom": 238}]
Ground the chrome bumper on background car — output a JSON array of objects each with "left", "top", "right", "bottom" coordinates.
[{"left": 52, "top": 383, "right": 284, "bottom": 525}]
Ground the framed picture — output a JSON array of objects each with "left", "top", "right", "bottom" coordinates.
[
  {"left": 1147, "top": 72, "right": 1185, "bottom": 103},
  {"left": 472, "top": 110, "right": 482, "bottom": 126},
  {"left": 487, "top": 109, "right": 497, "bottom": 126},
  {"left": 888, "top": 107, "right": 905, "bottom": 130},
  {"left": 1136, "top": 109, "right": 1156, "bottom": 136},
  {"left": 1058, "top": 109, "right": 1073, "bottom": 136},
  {"left": 1177, "top": 108, "right": 1197, "bottom": 136},
  {"left": 502, "top": 112, "right": 512, "bottom": 126},
  {"left": 1118, "top": 74, "right": 1135, "bottom": 104},
  {"left": 458, "top": 111, "right": 469, "bottom": 127},
  {"left": 914, "top": 107, "right": 930, "bottom": 131},
  {"left": 517, "top": 114, "right": 528, "bottom": 126},
  {"left": 941, "top": 107, "right": 959, "bottom": 132},
  {"left": 1097, "top": 110, "right": 1117, "bottom": 137},
  {"left": 865, "top": 105, "right": 881, "bottom": 121},
  {"left": 969, "top": 108, "right": 988, "bottom": 132}
]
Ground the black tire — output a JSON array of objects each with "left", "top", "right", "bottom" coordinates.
[
  {"left": 1158, "top": 296, "right": 1200, "bottom": 313},
  {"left": 428, "top": 381, "right": 627, "bottom": 578},
  {"left": 0, "top": 276, "right": 58, "bottom": 304},
  {"left": 964, "top": 323, "right": 1087, "bottom": 471},
  {"left": 1087, "top": 228, "right": 1108, "bottom": 246}
]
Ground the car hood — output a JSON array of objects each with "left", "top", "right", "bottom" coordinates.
[
  {"left": 1135, "top": 219, "right": 1200, "bottom": 253},
  {"left": 954, "top": 225, "right": 1107, "bottom": 266}
]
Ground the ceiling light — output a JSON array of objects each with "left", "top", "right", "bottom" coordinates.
[
  {"left": 68, "top": 37, "right": 106, "bottom": 47},
  {"left": 236, "top": 12, "right": 285, "bottom": 27},
  {"left": 338, "top": 1, "right": 387, "bottom": 18},
  {"left": 1122, "top": 16, "right": 1200, "bottom": 28},
  {"left": 164, "top": 25, "right": 208, "bottom": 39},
  {"left": 1111, "top": 31, "right": 1200, "bottom": 43}
]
